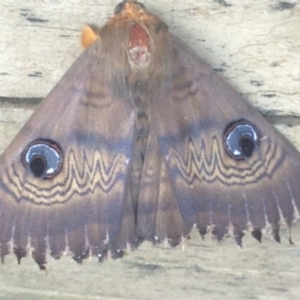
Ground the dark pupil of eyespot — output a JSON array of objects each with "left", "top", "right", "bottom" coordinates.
[
  {"left": 240, "top": 136, "right": 255, "bottom": 157},
  {"left": 29, "top": 155, "right": 47, "bottom": 178}
]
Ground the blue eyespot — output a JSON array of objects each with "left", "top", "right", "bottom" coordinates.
[
  {"left": 22, "top": 139, "right": 63, "bottom": 179},
  {"left": 224, "top": 120, "right": 260, "bottom": 159}
]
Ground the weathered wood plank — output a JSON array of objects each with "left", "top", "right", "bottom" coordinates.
[{"left": 0, "top": 1, "right": 299, "bottom": 299}]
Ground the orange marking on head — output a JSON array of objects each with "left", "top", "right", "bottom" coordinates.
[
  {"left": 81, "top": 25, "right": 99, "bottom": 49},
  {"left": 117, "top": 2, "right": 150, "bottom": 22},
  {"left": 106, "top": 2, "right": 159, "bottom": 28}
]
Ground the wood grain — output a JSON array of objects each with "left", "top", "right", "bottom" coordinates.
[{"left": 0, "top": 0, "right": 299, "bottom": 299}]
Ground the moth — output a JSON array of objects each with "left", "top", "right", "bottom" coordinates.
[{"left": 0, "top": 0, "right": 299, "bottom": 269}]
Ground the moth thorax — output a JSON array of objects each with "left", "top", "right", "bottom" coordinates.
[{"left": 127, "top": 23, "right": 150, "bottom": 67}]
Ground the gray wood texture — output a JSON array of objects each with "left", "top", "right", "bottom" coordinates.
[{"left": 0, "top": 0, "right": 299, "bottom": 299}]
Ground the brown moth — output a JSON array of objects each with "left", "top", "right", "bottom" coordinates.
[{"left": 0, "top": 0, "right": 299, "bottom": 269}]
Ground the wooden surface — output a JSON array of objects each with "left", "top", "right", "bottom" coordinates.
[{"left": 0, "top": 0, "right": 300, "bottom": 299}]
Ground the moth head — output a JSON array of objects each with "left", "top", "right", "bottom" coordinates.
[
  {"left": 224, "top": 120, "right": 260, "bottom": 160},
  {"left": 114, "top": 1, "right": 146, "bottom": 15},
  {"left": 21, "top": 139, "right": 63, "bottom": 179}
]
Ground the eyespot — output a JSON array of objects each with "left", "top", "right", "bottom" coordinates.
[
  {"left": 21, "top": 139, "right": 63, "bottom": 179},
  {"left": 224, "top": 120, "right": 260, "bottom": 159}
]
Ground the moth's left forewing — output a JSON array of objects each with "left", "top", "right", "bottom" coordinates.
[
  {"left": 138, "top": 35, "right": 300, "bottom": 245},
  {"left": 0, "top": 40, "right": 137, "bottom": 267}
]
